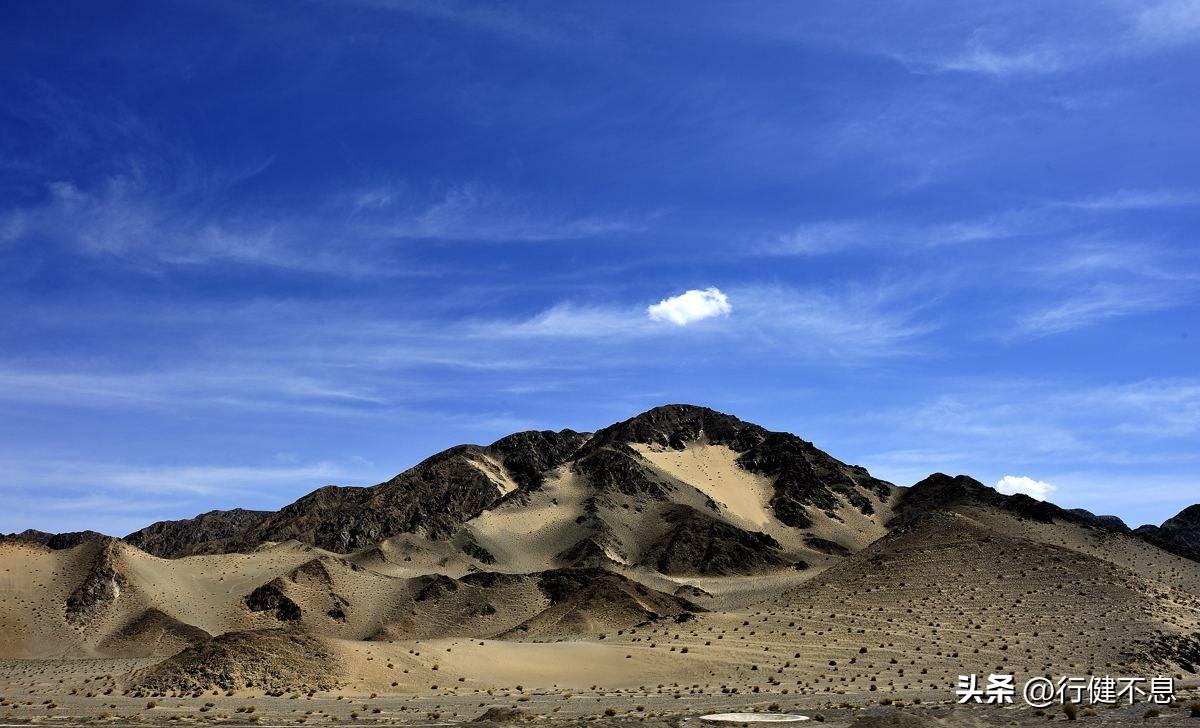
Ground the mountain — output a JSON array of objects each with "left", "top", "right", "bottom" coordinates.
[
  {"left": 150, "top": 429, "right": 590, "bottom": 557},
  {"left": 114, "top": 405, "right": 896, "bottom": 577},
  {"left": 124, "top": 508, "right": 271, "bottom": 557},
  {"left": 2, "top": 403, "right": 1199, "bottom": 708},
  {"left": 1136, "top": 504, "right": 1200, "bottom": 562},
  {"left": 1, "top": 528, "right": 107, "bottom": 549}
]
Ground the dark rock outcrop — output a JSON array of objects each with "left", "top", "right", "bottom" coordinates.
[
  {"left": 198, "top": 429, "right": 585, "bottom": 555},
  {"left": 65, "top": 540, "right": 127, "bottom": 625},
  {"left": 413, "top": 574, "right": 460, "bottom": 602},
  {"left": 804, "top": 535, "right": 851, "bottom": 556},
  {"left": 124, "top": 509, "right": 271, "bottom": 558},
  {"left": 639, "top": 504, "right": 785, "bottom": 575},
  {"left": 1068, "top": 508, "right": 1131, "bottom": 533},
  {"left": 1128, "top": 632, "right": 1200, "bottom": 673},
  {"left": 462, "top": 537, "right": 496, "bottom": 564},
  {"left": 2, "top": 529, "right": 107, "bottom": 549},
  {"left": 488, "top": 429, "right": 589, "bottom": 491},
  {"left": 495, "top": 566, "right": 701, "bottom": 636},
  {"left": 556, "top": 536, "right": 616, "bottom": 567},
  {"left": 133, "top": 628, "right": 341, "bottom": 692},
  {"left": 1136, "top": 504, "right": 1200, "bottom": 562},
  {"left": 244, "top": 580, "right": 302, "bottom": 621},
  {"left": 473, "top": 707, "right": 528, "bottom": 723}
]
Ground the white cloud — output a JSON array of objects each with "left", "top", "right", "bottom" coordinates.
[
  {"left": 647, "top": 287, "right": 732, "bottom": 326},
  {"left": 487, "top": 280, "right": 932, "bottom": 358},
  {"left": 995, "top": 474, "right": 1056, "bottom": 500}
]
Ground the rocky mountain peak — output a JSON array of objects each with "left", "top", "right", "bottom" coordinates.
[
  {"left": 583, "top": 404, "right": 765, "bottom": 452},
  {"left": 1136, "top": 504, "right": 1200, "bottom": 562}
]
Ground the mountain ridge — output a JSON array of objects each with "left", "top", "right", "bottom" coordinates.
[{"left": 3, "top": 405, "right": 1196, "bottom": 568}]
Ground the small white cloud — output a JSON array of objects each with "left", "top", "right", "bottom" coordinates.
[
  {"left": 647, "top": 287, "right": 732, "bottom": 326},
  {"left": 995, "top": 475, "right": 1056, "bottom": 501}
]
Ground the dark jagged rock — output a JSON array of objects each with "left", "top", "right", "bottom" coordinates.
[
  {"left": 207, "top": 429, "right": 586, "bottom": 555},
  {"left": 674, "top": 584, "right": 713, "bottom": 599},
  {"left": 488, "top": 429, "right": 589, "bottom": 490},
  {"left": 573, "top": 446, "right": 669, "bottom": 499},
  {"left": 489, "top": 566, "right": 701, "bottom": 637},
  {"left": 133, "top": 628, "right": 341, "bottom": 692},
  {"left": 123, "top": 509, "right": 271, "bottom": 558},
  {"left": 1129, "top": 632, "right": 1200, "bottom": 673},
  {"left": 556, "top": 536, "right": 615, "bottom": 567},
  {"left": 1136, "top": 504, "right": 1200, "bottom": 562},
  {"left": 738, "top": 431, "right": 889, "bottom": 524},
  {"left": 462, "top": 537, "right": 497, "bottom": 564},
  {"left": 413, "top": 574, "right": 460, "bottom": 602},
  {"left": 534, "top": 567, "right": 700, "bottom": 611},
  {"left": 1068, "top": 508, "right": 1131, "bottom": 533},
  {"left": 581, "top": 404, "right": 765, "bottom": 452},
  {"left": 2, "top": 529, "right": 107, "bottom": 550},
  {"left": 244, "top": 580, "right": 302, "bottom": 621},
  {"left": 65, "top": 540, "right": 127, "bottom": 625},
  {"left": 639, "top": 504, "right": 785, "bottom": 576},
  {"left": 248, "top": 446, "right": 502, "bottom": 552},
  {"left": 804, "top": 535, "right": 851, "bottom": 556},
  {"left": 326, "top": 592, "right": 350, "bottom": 622},
  {"left": 473, "top": 706, "right": 528, "bottom": 723},
  {"left": 460, "top": 571, "right": 528, "bottom": 588}
]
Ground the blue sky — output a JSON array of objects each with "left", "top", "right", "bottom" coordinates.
[{"left": 1, "top": 0, "right": 1198, "bottom": 535}]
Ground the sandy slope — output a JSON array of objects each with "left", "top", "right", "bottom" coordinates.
[
  {"left": 0, "top": 539, "right": 335, "bottom": 658},
  {"left": 633, "top": 440, "right": 894, "bottom": 559},
  {"left": 465, "top": 467, "right": 593, "bottom": 572}
]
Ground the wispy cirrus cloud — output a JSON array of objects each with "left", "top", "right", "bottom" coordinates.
[
  {"left": 1050, "top": 188, "right": 1200, "bottom": 211},
  {"left": 0, "top": 368, "right": 388, "bottom": 414},
  {"left": 902, "top": 1, "right": 1200, "bottom": 76},
  {"left": 1014, "top": 282, "right": 1186, "bottom": 336},
  {"left": 1010, "top": 240, "right": 1200, "bottom": 337},
  {"left": 350, "top": 183, "right": 632, "bottom": 242},
  {"left": 769, "top": 212, "right": 1033, "bottom": 256},
  {"left": 767, "top": 188, "right": 1199, "bottom": 257},
  {"left": 0, "top": 174, "right": 632, "bottom": 273}
]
